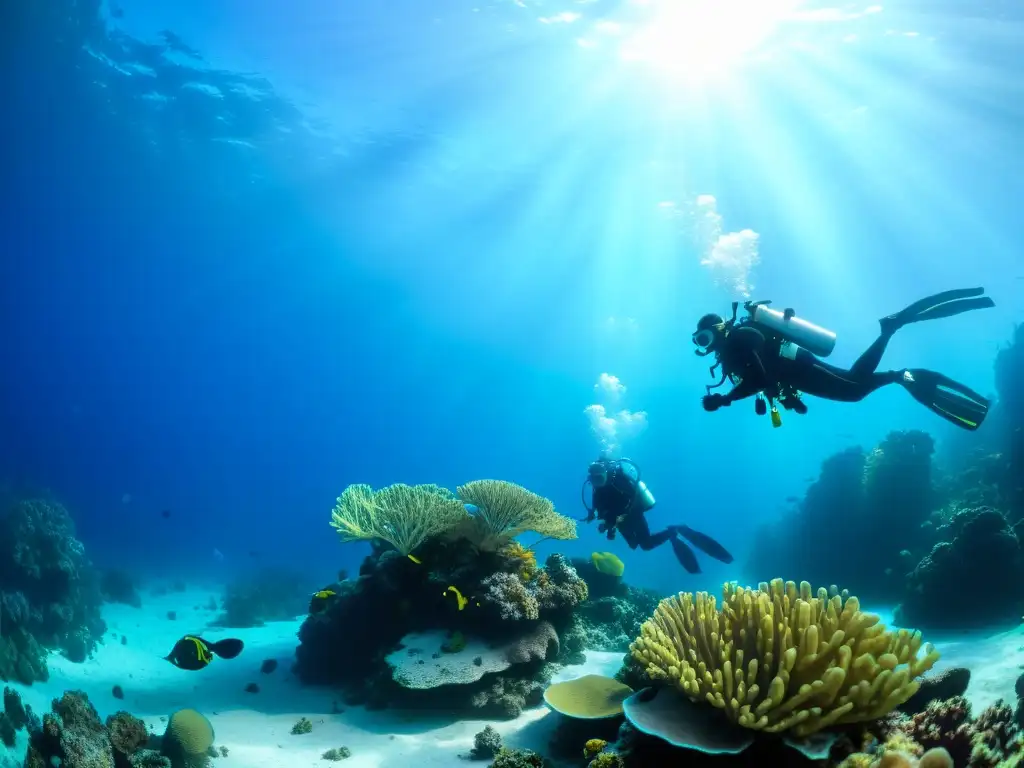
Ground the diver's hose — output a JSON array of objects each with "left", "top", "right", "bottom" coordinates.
[{"left": 579, "top": 479, "right": 594, "bottom": 521}]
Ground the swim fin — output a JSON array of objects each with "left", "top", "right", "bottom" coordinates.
[
  {"left": 670, "top": 537, "right": 701, "bottom": 574},
  {"left": 900, "top": 369, "right": 990, "bottom": 431},
  {"left": 675, "top": 525, "right": 734, "bottom": 564},
  {"left": 881, "top": 287, "right": 994, "bottom": 334}
]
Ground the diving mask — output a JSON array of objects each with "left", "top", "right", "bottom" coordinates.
[
  {"left": 692, "top": 328, "right": 715, "bottom": 349},
  {"left": 587, "top": 461, "right": 609, "bottom": 487}
]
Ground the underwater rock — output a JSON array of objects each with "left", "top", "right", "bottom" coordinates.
[
  {"left": 100, "top": 569, "right": 142, "bottom": 608},
  {"left": 24, "top": 691, "right": 115, "bottom": 768},
  {"left": 901, "top": 668, "right": 971, "bottom": 715},
  {"left": 896, "top": 507, "right": 1024, "bottom": 629},
  {"left": 213, "top": 567, "right": 310, "bottom": 628},
  {"left": 0, "top": 499, "right": 107, "bottom": 677},
  {"left": 469, "top": 725, "right": 502, "bottom": 760}
]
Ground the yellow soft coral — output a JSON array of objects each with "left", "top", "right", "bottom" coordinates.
[
  {"left": 629, "top": 578, "right": 940, "bottom": 737},
  {"left": 330, "top": 483, "right": 470, "bottom": 556},
  {"left": 502, "top": 541, "right": 538, "bottom": 580},
  {"left": 455, "top": 480, "right": 577, "bottom": 550}
]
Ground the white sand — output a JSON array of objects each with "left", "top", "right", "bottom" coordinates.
[
  {"left": 4, "top": 589, "right": 621, "bottom": 768},
  {"left": 3, "top": 591, "right": 1020, "bottom": 768}
]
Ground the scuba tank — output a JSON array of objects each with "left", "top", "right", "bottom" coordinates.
[
  {"left": 749, "top": 303, "right": 837, "bottom": 358},
  {"left": 634, "top": 480, "right": 656, "bottom": 512}
]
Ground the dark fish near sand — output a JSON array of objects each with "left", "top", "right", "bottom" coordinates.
[{"left": 164, "top": 635, "right": 244, "bottom": 670}]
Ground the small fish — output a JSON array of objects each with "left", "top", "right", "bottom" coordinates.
[
  {"left": 309, "top": 589, "right": 337, "bottom": 614},
  {"left": 785, "top": 496, "right": 799, "bottom": 503},
  {"left": 407, "top": 554, "right": 422, "bottom": 564},
  {"left": 444, "top": 586, "right": 468, "bottom": 610},
  {"left": 443, "top": 586, "right": 480, "bottom": 611},
  {"left": 164, "top": 635, "right": 243, "bottom": 671},
  {"left": 161, "top": 509, "right": 171, "bottom": 519}
]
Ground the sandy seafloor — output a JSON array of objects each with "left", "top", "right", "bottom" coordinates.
[{"left": 2, "top": 591, "right": 1022, "bottom": 768}]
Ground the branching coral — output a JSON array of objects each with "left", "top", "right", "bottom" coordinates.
[
  {"left": 330, "top": 483, "right": 470, "bottom": 557},
  {"left": 481, "top": 572, "right": 540, "bottom": 621},
  {"left": 456, "top": 480, "right": 576, "bottom": 550},
  {"left": 480, "top": 555, "right": 588, "bottom": 621},
  {"left": 629, "top": 578, "right": 940, "bottom": 737}
]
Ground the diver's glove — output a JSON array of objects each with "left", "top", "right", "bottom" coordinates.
[{"left": 702, "top": 393, "right": 728, "bottom": 411}]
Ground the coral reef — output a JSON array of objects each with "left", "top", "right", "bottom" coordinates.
[
  {"left": 994, "top": 322, "right": 1024, "bottom": 520},
  {"left": 213, "top": 567, "right": 310, "bottom": 628},
  {"left": 297, "top": 486, "right": 584, "bottom": 716},
  {"left": 331, "top": 483, "right": 471, "bottom": 556},
  {"left": 745, "top": 432, "right": 936, "bottom": 603},
  {"left": 896, "top": 506, "right": 1024, "bottom": 629},
  {"left": 99, "top": 569, "right": 142, "bottom": 608},
  {"left": 630, "top": 579, "right": 938, "bottom": 738},
  {"left": 12, "top": 690, "right": 219, "bottom": 768},
  {"left": 834, "top": 693, "right": 1024, "bottom": 768},
  {"left": 470, "top": 725, "right": 502, "bottom": 759},
  {"left": 0, "top": 498, "right": 106, "bottom": 681},
  {"left": 543, "top": 675, "right": 632, "bottom": 719}
]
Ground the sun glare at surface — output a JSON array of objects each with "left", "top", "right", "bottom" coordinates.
[{"left": 616, "top": 0, "right": 804, "bottom": 82}]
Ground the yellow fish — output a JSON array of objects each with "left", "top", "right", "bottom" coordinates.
[
  {"left": 444, "top": 586, "right": 468, "bottom": 611},
  {"left": 591, "top": 551, "right": 625, "bottom": 578},
  {"left": 408, "top": 554, "right": 422, "bottom": 564},
  {"left": 309, "top": 589, "right": 337, "bottom": 614}
]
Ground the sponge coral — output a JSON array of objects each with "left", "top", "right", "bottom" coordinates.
[
  {"left": 456, "top": 480, "right": 576, "bottom": 550},
  {"left": 330, "top": 483, "right": 470, "bottom": 557},
  {"left": 629, "top": 578, "right": 939, "bottom": 737}
]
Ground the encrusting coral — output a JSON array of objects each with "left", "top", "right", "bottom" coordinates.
[
  {"left": 629, "top": 578, "right": 940, "bottom": 737},
  {"left": 330, "top": 483, "right": 470, "bottom": 557}
]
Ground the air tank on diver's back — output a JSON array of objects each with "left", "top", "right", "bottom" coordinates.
[{"left": 749, "top": 303, "right": 837, "bottom": 358}]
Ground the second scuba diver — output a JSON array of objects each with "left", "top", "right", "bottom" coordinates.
[
  {"left": 693, "top": 287, "right": 994, "bottom": 431},
  {"left": 580, "top": 456, "right": 734, "bottom": 574}
]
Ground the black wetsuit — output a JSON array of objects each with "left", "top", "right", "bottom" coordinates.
[
  {"left": 704, "top": 288, "right": 993, "bottom": 431},
  {"left": 716, "top": 324, "right": 901, "bottom": 405},
  {"left": 588, "top": 472, "right": 733, "bottom": 573},
  {"left": 592, "top": 484, "right": 676, "bottom": 552}
]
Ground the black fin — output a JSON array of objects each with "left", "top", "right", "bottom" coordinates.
[
  {"left": 676, "top": 525, "right": 735, "bottom": 564},
  {"left": 882, "top": 287, "right": 992, "bottom": 332},
  {"left": 208, "top": 638, "right": 244, "bottom": 659},
  {"left": 901, "top": 369, "right": 990, "bottom": 431},
  {"left": 670, "top": 537, "right": 701, "bottom": 574}
]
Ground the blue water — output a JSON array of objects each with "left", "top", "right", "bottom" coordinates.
[{"left": 3, "top": 0, "right": 1022, "bottom": 602}]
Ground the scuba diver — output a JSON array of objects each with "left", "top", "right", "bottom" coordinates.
[
  {"left": 693, "top": 287, "right": 994, "bottom": 431},
  {"left": 580, "top": 456, "right": 734, "bottom": 574}
]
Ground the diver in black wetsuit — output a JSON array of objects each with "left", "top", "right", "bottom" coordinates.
[
  {"left": 693, "top": 287, "right": 994, "bottom": 431},
  {"left": 580, "top": 457, "right": 734, "bottom": 574}
]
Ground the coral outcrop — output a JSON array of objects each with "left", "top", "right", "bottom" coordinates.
[
  {"left": 629, "top": 579, "right": 939, "bottom": 738},
  {"left": 746, "top": 432, "right": 937, "bottom": 603},
  {"left": 0, "top": 499, "right": 106, "bottom": 682},
  {"left": 298, "top": 486, "right": 585, "bottom": 717},
  {"left": 896, "top": 506, "right": 1024, "bottom": 629}
]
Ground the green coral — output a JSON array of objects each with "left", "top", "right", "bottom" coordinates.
[
  {"left": 161, "top": 708, "right": 214, "bottom": 768},
  {"left": 441, "top": 630, "right": 466, "bottom": 654},
  {"left": 330, "top": 483, "right": 470, "bottom": 556},
  {"left": 290, "top": 717, "right": 313, "bottom": 735},
  {"left": 321, "top": 746, "right": 351, "bottom": 760},
  {"left": 488, "top": 747, "right": 547, "bottom": 767},
  {"left": 456, "top": 480, "right": 577, "bottom": 550}
]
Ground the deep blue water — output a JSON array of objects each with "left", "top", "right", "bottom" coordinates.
[{"left": 2, "top": 0, "right": 1023, "bottom": 598}]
